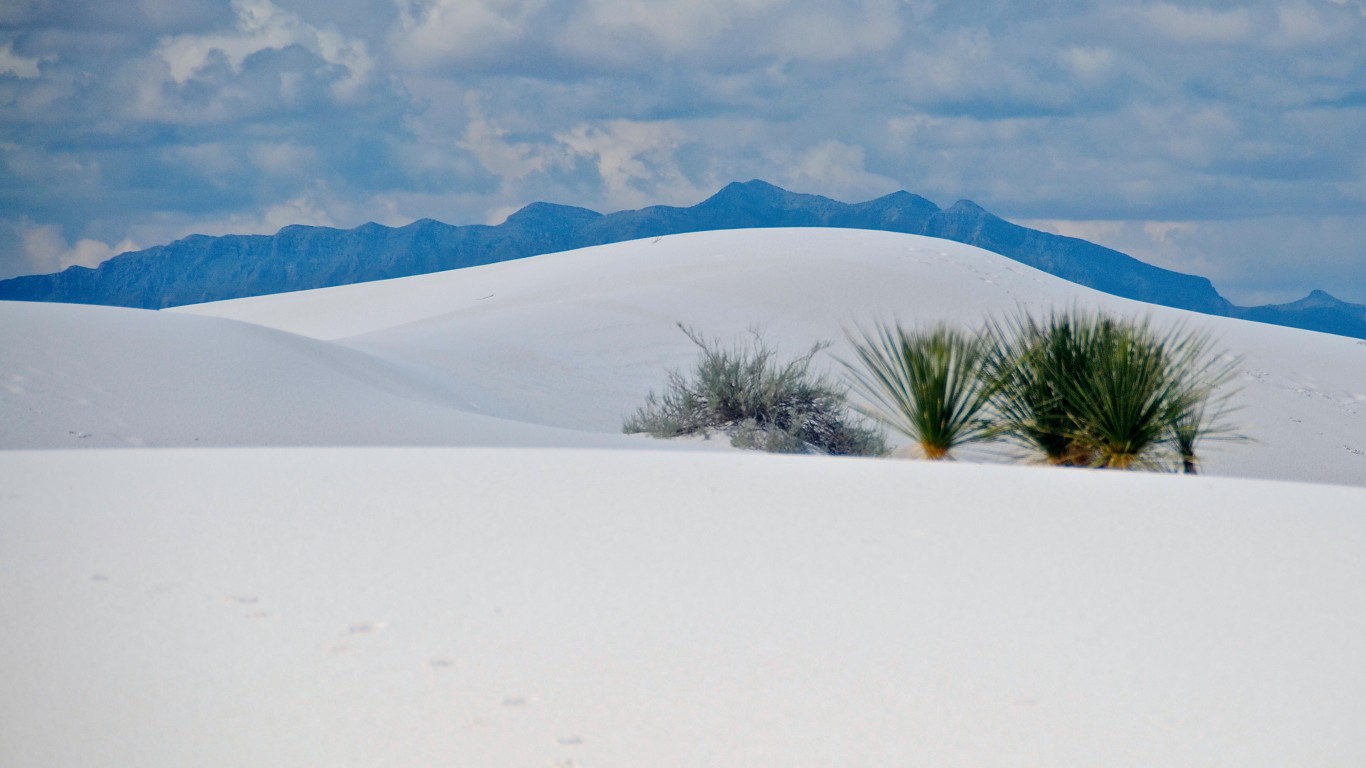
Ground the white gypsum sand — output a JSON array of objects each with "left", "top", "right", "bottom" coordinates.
[
  {"left": 171, "top": 228, "right": 1366, "bottom": 486},
  {"left": 2, "top": 447, "right": 1365, "bottom": 768},
  {"left": 3, "top": 228, "right": 1365, "bottom": 767}
]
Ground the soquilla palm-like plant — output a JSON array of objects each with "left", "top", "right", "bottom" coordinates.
[
  {"left": 984, "top": 310, "right": 1101, "bottom": 466},
  {"left": 1171, "top": 403, "right": 1210, "bottom": 474},
  {"left": 1166, "top": 354, "right": 1244, "bottom": 473},
  {"left": 844, "top": 322, "right": 997, "bottom": 460},
  {"left": 988, "top": 308, "right": 1242, "bottom": 471},
  {"left": 1050, "top": 313, "right": 1240, "bottom": 470},
  {"left": 1061, "top": 318, "right": 1193, "bottom": 469}
]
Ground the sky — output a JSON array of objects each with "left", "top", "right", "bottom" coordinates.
[{"left": 1, "top": 0, "right": 1363, "bottom": 306}]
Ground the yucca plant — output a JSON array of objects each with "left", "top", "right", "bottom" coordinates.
[
  {"left": 984, "top": 310, "right": 1103, "bottom": 465},
  {"left": 1061, "top": 319, "right": 1190, "bottom": 469},
  {"left": 989, "top": 309, "right": 1242, "bottom": 471},
  {"left": 1051, "top": 314, "right": 1240, "bottom": 470},
  {"left": 1171, "top": 403, "right": 1209, "bottom": 474},
  {"left": 1167, "top": 358, "right": 1244, "bottom": 474},
  {"left": 844, "top": 322, "right": 997, "bottom": 460}
]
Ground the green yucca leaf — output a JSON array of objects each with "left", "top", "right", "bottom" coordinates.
[{"left": 844, "top": 322, "right": 997, "bottom": 460}]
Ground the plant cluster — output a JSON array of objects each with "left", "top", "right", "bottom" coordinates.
[
  {"left": 623, "top": 325, "right": 886, "bottom": 456},
  {"left": 845, "top": 309, "right": 1242, "bottom": 471}
]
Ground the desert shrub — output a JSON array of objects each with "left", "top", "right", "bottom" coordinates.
[
  {"left": 1062, "top": 318, "right": 1196, "bottom": 468},
  {"left": 844, "top": 322, "right": 997, "bottom": 460},
  {"left": 984, "top": 310, "right": 1108, "bottom": 465},
  {"left": 987, "top": 309, "right": 1241, "bottom": 471},
  {"left": 623, "top": 325, "right": 886, "bottom": 456}
]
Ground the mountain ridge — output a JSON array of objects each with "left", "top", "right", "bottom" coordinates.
[{"left": 2, "top": 179, "right": 1361, "bottom": 339}]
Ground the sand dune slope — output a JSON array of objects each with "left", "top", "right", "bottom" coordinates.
[
  {"left": 0, "top": 299, "right": 676, "bottom": 450},
  {"left": 3, "top": 448, "right": 1365, "bottom": 768},
  {"left": 176, "top": 229, "right": 1366, "bottom": 486},
  {"left": 3, "top": 228, "right": 1366, "bottom": 767}
]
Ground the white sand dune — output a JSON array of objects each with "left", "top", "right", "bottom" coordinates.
[
  {"left": 0, "top": 299, "right": 681, "bottom": 451},
  {"left": 4, "top": 448, "right": 1365, "bottom": 768},
  {"left": 3, "top": 228, "right": 1366, "bottom": 767},
  {"left": 172, "top": 228, "right": 1365, "bottom": 487}
]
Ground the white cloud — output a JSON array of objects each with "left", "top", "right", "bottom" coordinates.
[
  {"left": 555, "top": 119, "right": 700, "bottom": 207},
  {"left": 1063, "top": 46, "right": 1116, "bottom": 86},
  {"left": 4, "top": 218, "right": 136, "bottom": 277},
  {"left": 0, "top": 41, "right": 43, "bottom": 78},
  {"left": 763, "top": 0, "right": 904, "bottom": 61},
  {"left": 893, "top": 26, "right": 1075, "bottom": 115},
  {"left": 1142, "top": 220, "right": 1198, "bottom": 244},
  {"left": 173, "top": 187, "right": 339, "bottom": 237},
  {"left": 1125, "top": 3, "right": 1255, "bottom": 45},
  {"left": 391, "top": 0, "right": 546, "bottom": 69},
  {"left": 247, "top": 142, "right": 318, "bottom": 176},
  {"left": 155, "top": 0, "right": 373, "bottom": 98},
  {"left": 572, "top": 0, "right": 740, "bottom": 55},
  {"left": 163, "top": 143, "right": 240, "bottom": 176},
  {"left": 457, "top": 94, "right": 568, "bottom": 183},
  {"left": 1273, "top": 2, "right": 1340, "bottom": 46},
  {"left": 1134, "top": 103, "right": 1242, "bottom": 168},
  {"left": 773, "top": 139, "right": 900, "bottom": 201},
  {"left": 564, "top": 0, "right": 902, "bottom": 63},
  {"left": 258, "top": 192, "right": 336, "bottom": 231},
  {"left": 1323, "top": 0, "right": 1366, "bottom": 17}
]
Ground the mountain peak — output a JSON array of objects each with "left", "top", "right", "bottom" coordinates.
[
  {"left": 885, "top": 189, "right": 936, "bottom": 204},
  {"left": 703, "top": 179, "right": 789, "bottom": 204},
  {"left": 1280, "top": 289, "right": 1358, "bottom": 310},
  {"left": 503, "top": 201, "right": 603, "bottom": 226},
  {"left": 946, "top": 199, "right": 987, "bottom": 213}
]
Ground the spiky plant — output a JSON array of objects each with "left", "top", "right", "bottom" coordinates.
[
  {"left": 1059, "top": 319, "right": 1182, "bottom": 468},
  {"left": 1171, "top": 404, "right": 1207, "bottom": 474},
  {"left": 1058, "top": 315, "right": 1240, "bottom": 470},
  {"left": 844, "top": 323, "right": 997, "bottom": 460},
  {"left": 1167, "top": 359, "right": 1244, "bottom": 474},
  {"left": 985, "top": 310, "right": 1102, "bottom": 465},
  {"left": 988, "top": 309, "right": 1242, "bottom": 471}
]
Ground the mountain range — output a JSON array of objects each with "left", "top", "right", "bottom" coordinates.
[{"left": 2, "top": 179, "right": 1362, "bottom": 339}]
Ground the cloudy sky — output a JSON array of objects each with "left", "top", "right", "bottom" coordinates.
[{"left": 2, "top": 0, "right": 1363, "bottom": 305}]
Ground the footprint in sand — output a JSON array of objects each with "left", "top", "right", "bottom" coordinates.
[
  {"left": 347, "top": 620, "right": 386, "bottom": 635},
  {"left": 224, "top": 595, "right": 271, "bottom": 619},
  {"left": 329, "top": 621, "right": 388, "bottom": 654}
]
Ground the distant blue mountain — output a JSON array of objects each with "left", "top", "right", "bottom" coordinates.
[
  {"left": 1232, "top": 289, "right": 1366, "bottom": 338},
  {"left": 2, "top": 179, "right": 1362, "bottom": 339}
]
